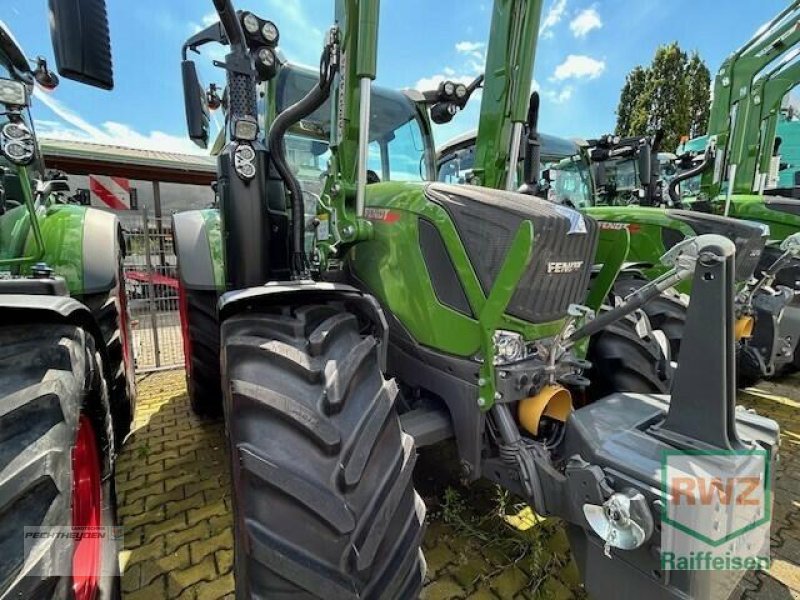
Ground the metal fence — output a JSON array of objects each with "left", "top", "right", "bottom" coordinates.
[{"left": 121, "top": 211, "right": 184, "bottom": 372}]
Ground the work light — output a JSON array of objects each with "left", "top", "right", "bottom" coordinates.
[
  {"left": 232, "top": 117, "right": 258, "bottom": 141},
  {"left": 261, "top": 21, "right": 279, "bottom": 44},
  {"left": 242, "top": 12, "right": 260, "bottom": 35},
  {"left": 0, "top": 79, "right": 28, "bottom": 107}
]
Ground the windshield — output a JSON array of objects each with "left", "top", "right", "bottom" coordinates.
[
  {"left": 438, "top": 144, "right": 475, "bottom": 184},
  {"left": 546, "top": 155, "right": 592, "bottom": 208},
  {"left": 275, "top": 66, "right": 431, "bottom": 181},
  {"left": 437, "top": 136, "right": 581, "bottom": 187}
]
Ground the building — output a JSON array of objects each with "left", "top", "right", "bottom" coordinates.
[{"left": 40, "top": 138, "right": 217, "bottom": 217}]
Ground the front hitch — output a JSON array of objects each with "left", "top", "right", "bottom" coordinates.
[{"left": 557, "top": 234, "right": 779, "bottom": 599}]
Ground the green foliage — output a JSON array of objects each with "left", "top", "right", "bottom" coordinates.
[
  {"left": 615, "top": 43, "right": 711, "bottom": 150},
  {"left": 686, "top": 52, "right": 712, "bottom": 137}
]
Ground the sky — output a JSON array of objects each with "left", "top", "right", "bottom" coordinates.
[{"left": 3, "top": 0, "right": 793, "bottom": 156}]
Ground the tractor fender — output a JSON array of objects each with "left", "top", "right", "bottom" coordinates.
[
  {"left": 0, "top": 294, "right": 107, "bottom": 360},
  {"left": 219, "top": 282, "right": 389, "bottom": 368},
  {"left": 37, "top": 205, "right": 122, "bottom": 295},
  {"left": 173, "top": 209, "right": 223, "bottom": 291},
  {"left": 82, "top": 207, "right": 121, "bottom": 294}
]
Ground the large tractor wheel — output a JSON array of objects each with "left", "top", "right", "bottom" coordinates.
[
  {"left": 221, "top": 304, "right": 426, "bottom": 599},
  {"left": 612, "top": 276, "right": 687, "bottom": 360},
  {"left": 585, "top": 312, "right": 672, "bottom": 401},
  {"left": 79, "top": 248, "right": 136, "bottom": 448},
  {"left": 0, "top": 324, "right": 119, "bottom": 599},
  {"left": 179, "top": 288, "right": 221, "bottom": 416}
]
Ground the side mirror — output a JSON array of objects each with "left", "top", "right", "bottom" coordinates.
[
  {"left": 48, "top": 0, "right": 114, "bottom": 89},
  {"left": 594, "top": 163, "right": 607, "bottom": 188},
  {"left": 638, "top": 148, "right": 652, "bottom": 187},
  {"left": 182, "top": 60, "right": 210, "bottom": 149}
]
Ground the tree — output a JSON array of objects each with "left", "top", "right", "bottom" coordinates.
[
  {"left": 615, "top": 66, "right": 647, "bottom": 136},
  {"left": 686, "top": 52, "right": 711, "bottom": 138},
  {"left": 614, "top": 43, "right": 711, "bottom": 150}
]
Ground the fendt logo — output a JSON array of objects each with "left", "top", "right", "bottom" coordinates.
[
  {"left": 660, "top": 449, "right": 772, "bottom": 571},
  {"left": 546, "top": 260, "right": 584, "bottom": 274}
]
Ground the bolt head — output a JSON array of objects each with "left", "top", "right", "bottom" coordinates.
[{"left": 477, "top": 397, "right": 486, "bottom": 407}]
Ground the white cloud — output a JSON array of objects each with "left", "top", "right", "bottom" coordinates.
[
  {"left": 455, "top": 41, "right": 486, "bottom": 60},
  {"left": 33, "top": 88, "right": 207, "bottom": 156},
  {"left": 545, "top": 86, "right": 573, "bottom": 103},
  {"left": 570, "top": 7, "right": 602, "bottom": 38},
  {"left": 540, "top": 0, "right": 568, "bottom": 39},
  {"left": 190, "top": 12, "right": 218, "bottom": 34},
  {"left": 553, "top": 55, "right": 606, "bottom": 80}
]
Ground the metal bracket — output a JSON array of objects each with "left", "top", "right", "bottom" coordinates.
[{"left": 651, "top": 238, "right": 748, "bottom": 450}]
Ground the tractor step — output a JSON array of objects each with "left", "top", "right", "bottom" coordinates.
[{"left": 399, "top": 407, "right": 454, "bottom": 447}]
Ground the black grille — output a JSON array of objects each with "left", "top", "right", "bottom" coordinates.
[{"left": 425, "top": 183, "right": 598, "bottom": 324}]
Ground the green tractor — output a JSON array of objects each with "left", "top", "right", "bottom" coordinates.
[
  {"left": 438, "top": 122, "right": 800, "bottom": 387},
  {"left": 171, "top": 0, "right": 779, "bottom": 598},
  {"left": 0, "top": 1, "right": 134, "bottom": 598}
]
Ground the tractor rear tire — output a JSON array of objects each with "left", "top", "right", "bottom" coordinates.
[
  {"left": 181, "top": 289, "right": 221, "bottom": 417},
  {"left": 585, "top": 312, "right": 672, "bottom": 401},
  {"left": 0, "top": 324, "right": 119, "bottom": 599},
  {"left": 221, "top": 304, "right": 426, "bottom": 599},
  {"left": 79, "top": 250, "right": 136, "bottom": 449},
  {"left": 612, "top": 276, "right": 687, "bottom": 360}
]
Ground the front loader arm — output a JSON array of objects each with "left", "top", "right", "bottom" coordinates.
[
  {"left": 703, "top": 1, "right": 800, "bottom": 198},
  {"left": 472, "top": 0, "right": 544, "bottom": 191},
  {"left": 753, "top": 56, "right": 800, "bottom": 187}
]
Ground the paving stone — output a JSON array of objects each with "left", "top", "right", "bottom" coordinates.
[{"left": 167, "top": 555, "right": 218, "bottom": 597}]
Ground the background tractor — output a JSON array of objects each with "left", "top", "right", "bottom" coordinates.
[
  {"left": 169, "top": 0, "right": 780, "bottom": 598},
  {"left": 581, "top": 132, "right": 800, "bottom": 386},
  {"left": 0, "top": 1, "right": 134, "bottom": 598}
]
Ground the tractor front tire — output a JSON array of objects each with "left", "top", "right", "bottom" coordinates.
[
  {"left": 221, "top": 304, "right": 426, "bottom": 599},
  {"left": 181, "top": 288, "right": 221, "bottom": 416},
  {"left": 0, "top": 324, "right": 119, "bottom": 599},
  {"left": 586, "top": 312, "right": 672, "bottom": 400},
  {"left": 79, "top": 250, "right": 136, "bottom": 449},
  {"left": 613, "top": 276, "right": 687, "bottom": 360}
]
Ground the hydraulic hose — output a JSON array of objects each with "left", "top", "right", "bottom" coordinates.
[
  {"left": 668, "top": 150, "right": 712, "bottom": 207},
  {"left": 268, "top": 32, "right": 338, "bottom": 276}
]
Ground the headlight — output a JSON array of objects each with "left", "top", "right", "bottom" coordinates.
[
  {"left": 0, "top": 121, "right": 34, "bottom": 165},
  {"left": 0, "top": 78, "right": 28, "bottom": 107},
  {"left": 261, "top": 21, "right": 279, "bottom": 44},
  {"left": 493, "top": 330, "right": 526, "bottom": 365},
  {"left": 234, "top": 143, "right": 256, "bottom": 180},
  {"left": 242, "top": 12, "right": 260, "bottom": 34},
  {"left": 233, "top": 117, "right": 258, "bottom": 141}
]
